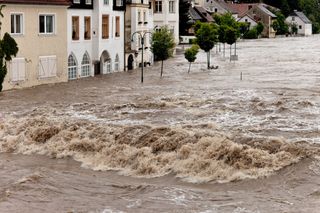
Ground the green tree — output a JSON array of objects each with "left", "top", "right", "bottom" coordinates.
[
  {"left": 218, "top": 24, "right": 227, "bottom": 57},
  {"left": 243, "top": 28, "right": 258, "bottom": 39},
  {"left": 151, "top": 26, "right": 175, "bottom": 77},
  {"left": 179, "top": 0, "right": 191, "bottom": 35},
  {"left": 271, "top": 11, "right": 289, "bottom": 35},
  {"left": 213, "top": 13, "right": 240, "bottom": 57},
  {"left": 256, "top": 22, "right": 264, "bottom": 35},
  {"left": 225, "top": 26, "right": 237, "bottom": 61},
  {"left": 238, "top": 22, "right": 250, "bottom": 38},
  {"left": 0, "top": 5, "right": 19, "bottom": 92},
  {"left": 214, "top": 13, "right": 239, "bottom": 29},
  {"left": 290, "top": 23, "right": 298, "bottom": 34},
  {"left": 195, "top": 22, "right": 218, "bottom": 69},
  {"left": 184, "top": 44, "right": 199, "bottom": 73}
]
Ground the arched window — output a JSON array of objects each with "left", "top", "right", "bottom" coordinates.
[
  {"left": 106, "top": 59, "right": 112, "bottom": 73},
  {"left": 68, "top": 53, "right": 77, "bottom": 80},
  {"left": 114, "top": 54, "right": 119, "bottom": 71},
  {"left": 81, "top": 52, "right": 90, "bottom": 77}
]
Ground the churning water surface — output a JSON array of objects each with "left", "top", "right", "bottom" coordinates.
[{"left": 1, "top": 36, "right": 320, "bottom": 212}]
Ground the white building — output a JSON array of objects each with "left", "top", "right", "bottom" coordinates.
[
  {"left": 67, "top": 0, "right": 94, "bottom": 80},
  {"left": 93, "top": 0, "right": 125, "bottom": 75},
  {"left": 125, "top": 0, "right": 154, "bottom": 71},
  {"left": 237, "top": 14, "right": 257, "bottom": 30},
  {"left": 68, "top": 0, "right": 125, "bottom": 80},
  {"left": 286, "top": 10, "right": 312, "bottom": 36},
  {"left": 152, "top": 0, "right": 179, "bottom": 43}
]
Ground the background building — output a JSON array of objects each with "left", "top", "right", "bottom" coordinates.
[{"left": 1, "top": 0, "right": 69, "bottom": 90}]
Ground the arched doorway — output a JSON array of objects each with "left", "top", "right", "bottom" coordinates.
[
  {"left": 127, "top": 54, "right": 134, "bottom": 70},
  {"left": 100, "top": 50, "right": 111, "bottom": 74}
]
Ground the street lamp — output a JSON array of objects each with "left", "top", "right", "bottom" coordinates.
[{"left": 131, "top": 31, "right": 152, "bottom": 83}]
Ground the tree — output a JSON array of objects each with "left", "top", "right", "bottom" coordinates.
[
  {"left": 256, "top": 22, "right": 264, "bottom": 35},
  {"left": 238, "top": 22, "right": 250, "bottom": 38},
  {"left": 195, "top": 22, "right": 218, "bottom": 69},
  {"left": 271, "top": 11, "right": 289, "bottom": 35},
  {"left": 243, "top": 28, "right": 258, "bottom": 39},
  {"left": 151, "top": 27, "right": 175, "bottom": 77},
  {"left": 179, "top": 0, "right": 192, "bottom": 35},
  {"left": 290, "top": 23, "right": 298, "bottom": 35},
  {"left": 184, "top": 44, "right": 199, "bottom": 73},
  {"left": 218, "top": 25, "right": 227, "bottom": 58},
  {"left": 214, "top": 13, "right": 240, "bottom": 57},
  {"left": 225, "top": 26, "right": 237, "bottom": 61},
  {"left": 0, "top": 5, "right": 19, "bottom": 92}
]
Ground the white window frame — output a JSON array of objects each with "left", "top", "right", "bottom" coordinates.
[
  {"left": 155, "top": 0, "right": 162, "bottom": 13},
  {"left": 116, "top": 0, "right": 123, "bottom": 6},
  {"left": 169, "top": 26, "right": 174, "bottom": 35},
  {"left": 81, "top": 53, "right": 91, "bottom": 77},
  {"left": 143, "top": 11, "right": 147, "bottom": 22},
  {"left": 84, "top": 16, "right": 91, "bottom": 40},
  {"left": 107, "top": 60, "right": 111, "bottom": 73},
  {"left": 10, "top": 58, "right": 26, "bottom": 82},
  {"left": 169, "top": 1, "right": 175, "bottom": 13},
  {"left": 138, "top": 11, "right": 141, "bottom": 23},
  {"left": 38, "top": 55, "right": 57, "bottom": 79},
  {"left": 10, "top": 13, "right": 24, "bottom": 35},
  {"left": 74, "top": 0, "right": 80, "bottom": 3},
  {"left": 68, "top": 54, "right": 78, "bottom": 80},
  {"left": 85, "top": 0, "right": 92, "bottom": 4},
  {"left": 39, "top": 14, "right": 56, "bottom": 35}
]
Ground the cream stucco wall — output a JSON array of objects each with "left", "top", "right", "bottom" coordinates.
[{"left": 2, "top": 4, "right": 68, "bottom": 91}]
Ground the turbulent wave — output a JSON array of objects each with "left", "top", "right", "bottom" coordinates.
[{"left": 0, "top": 116, "right": 319, "bottom": 183}]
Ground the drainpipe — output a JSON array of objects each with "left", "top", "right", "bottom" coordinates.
[{"left": 123, "top": 7, "right": 126, "bottom": 72}]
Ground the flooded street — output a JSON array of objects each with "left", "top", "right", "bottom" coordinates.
[{"left": 1, "top": 36, "right": 320, "bottom": 212}]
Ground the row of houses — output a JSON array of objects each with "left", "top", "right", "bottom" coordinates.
[
  {"left": 1, "top": 0, "right": 179, "bottom": 91},
  {"left": 186, "top": 0, "right": 312, "bottom": 38}
]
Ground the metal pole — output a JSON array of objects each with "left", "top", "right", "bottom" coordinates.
[{"left": 141, "top": 36, "right": 144, "bottom": 83}]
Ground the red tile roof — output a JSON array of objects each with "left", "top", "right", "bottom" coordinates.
[
  {"left": 227, "top": 3, "right": 257, "bottom": 17},
  {"left": 0, "top": 0, "right": 70, "bottom": 6}
]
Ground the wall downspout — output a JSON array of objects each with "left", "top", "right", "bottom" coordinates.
[{"left": 123, "top": 8, "right": 126, "bottom": 72}]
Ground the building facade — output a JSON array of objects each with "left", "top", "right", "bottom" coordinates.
[
  {"left": 1, "top": 0, "right": 173, "bottom": 91},
  {"left": 152, "top": 0, "right": 179, "bottom": 43},
  {"left": 247, "top": 4, "right": 276, "bottom": 38},
  {"left": 92, "top": 0, "right": 125, "bottom": 75},
  {"left": 125, "top": 0, "right": 154, "bottom": 71},
  {"left": 237, "top": 14, "right": 257, "bottom": 30},
  {"left": 67, "top": 0, "right": 94, "bottom": 80},
  {"left": 1, "top": 0, "right": 69, "bottom": 90},
  {"left": 286, "top": 11, "right": 312, "bottom": 36}
]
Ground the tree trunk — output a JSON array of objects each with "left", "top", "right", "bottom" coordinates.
[
  {"left": 207, "top": 51, "right": 210, "bottom": 69},
  {"left": 234, "top": 41, "right": 237, "bottom": 55},
  {"left": 230, "top": 44, "right": 232, "bottom": 62},
  {"left": 160, "top": 60, "right": 164, "bottom": 77},
  {"left": 188, "top": 62, "right": 191, "bottom": 73}
]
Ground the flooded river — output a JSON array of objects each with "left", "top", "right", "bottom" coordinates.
[{"left": 0, "top": 36, "right": 320, "bottom": 212}]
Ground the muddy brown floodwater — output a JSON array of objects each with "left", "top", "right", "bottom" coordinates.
[{"left": 1, "top": 36, "right": 320, "bottom": 213}]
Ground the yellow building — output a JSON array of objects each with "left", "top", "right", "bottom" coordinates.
[{"left": 0, "top": 0, "right": 69, "bottom": 90}]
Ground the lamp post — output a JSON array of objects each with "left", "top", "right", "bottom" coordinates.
[{"left": 131, "top": 31, "right": 153, "bottom": 83}]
